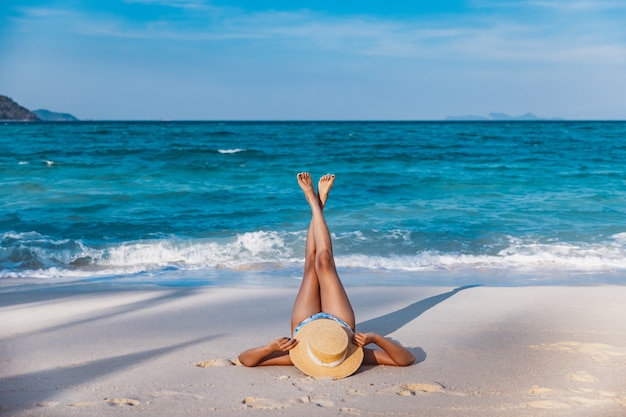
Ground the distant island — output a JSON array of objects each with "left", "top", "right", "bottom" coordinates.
[
  {"left": 32, "top": 109, "right": 79, "bottom": 122},
  {"left": 0, "top": 95, "right": 78, "bottom": 121},
  {"left": 445, "top": 112, "right": 563, "bottom": 121},
  {"left": 3, "top": 94, "right": 566, "bottom": 123}
]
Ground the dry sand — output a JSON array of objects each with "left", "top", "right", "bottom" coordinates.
[{"left": 1, "top": 283, "right": 625, "bottom": 416}]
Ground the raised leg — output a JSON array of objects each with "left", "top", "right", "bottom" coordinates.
[
  {"left": 290, "top": 217, "right": 320, "bottom": 333},
  {"left": 290, "top": 174, "right": 333, "bottom": 333},
  {"left": 291, "top": 173, "right": 355, "bottom": 334}
]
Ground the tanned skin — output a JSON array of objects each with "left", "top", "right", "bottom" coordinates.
[{"left": 238, "top": 173, "right": 415, "bottom": 369}]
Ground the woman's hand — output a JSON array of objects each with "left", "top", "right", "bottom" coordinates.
[
  {"left": 352, "top": 332, "right": 377, "bottom": 347},
  {"left": 269, "top": 337, "right": 298, "bottom": 352}
]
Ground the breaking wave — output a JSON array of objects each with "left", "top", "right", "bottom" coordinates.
[{"left": 3, "top": 230, "right": 626, "bottom": 281}]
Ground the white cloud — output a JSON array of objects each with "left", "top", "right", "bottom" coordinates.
[
  {"left": 526, "top": 0, "right": 626, "bottom": 11},
  {"left": 10, "top": 3, "right": 626, "bottom": 72},
  {"left": 13, "top": 4, "right": 622, "bottom": 40},
  {"left": 123, "top": 0, "right": 209, "bottom": 10},
  {"left": 16, "top": 7, "right": 78, "bottom": 19},
  {"left": 472, "top": 0, "right": 626, "bottom": 11}
]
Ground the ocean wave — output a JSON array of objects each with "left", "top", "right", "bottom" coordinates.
[
  {"left": 0, "top": 230, "right": 301, "bottom": 279},
  {"left": 218, "top": 148, "right": 246, "bottom": 154},
  {"left": 3, "top": 231, "right": 626, "bottom": 280}
]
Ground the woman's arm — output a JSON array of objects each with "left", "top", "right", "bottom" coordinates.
[
  {"left": 353, "top": 332, "right": 415, "bottom": 366},
  {"left": 238, "top": 337, "right": 297, "bottom": 367}
]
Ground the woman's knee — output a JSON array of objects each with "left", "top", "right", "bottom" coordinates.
[{"left": 315, "top": 249, "right": 334, "bottom": 270}]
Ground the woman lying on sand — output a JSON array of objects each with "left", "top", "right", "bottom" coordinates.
[{"left": 238, "top": 173, "right": 414, "bottom": 378}]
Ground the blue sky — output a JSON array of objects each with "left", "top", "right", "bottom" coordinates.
[{"left": 1, "top": 1, "right": 625, "bottom": 120}]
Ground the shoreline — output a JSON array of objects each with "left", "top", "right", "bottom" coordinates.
[
  {"left": 1, "top": 284, "right": 625, "bottom": 416},
  {"left": 2, "top": 265, "right": 626, "bottom": 292}
]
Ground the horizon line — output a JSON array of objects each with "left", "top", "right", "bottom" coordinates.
[{"left": 6, "top": 119, "right": 626, "bottom": 123}]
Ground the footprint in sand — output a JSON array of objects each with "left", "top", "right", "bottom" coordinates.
[
  {"left": 568, "top": 371, "right": 597, "bottom": 383},
  {"left": 106, "top": 398, "right": 141, "bottom": 406},
  {"left": 340, "top": 407, "right": 362, "bottom": 415},
  {"left": 196, "top": 358, "right": 235, "bottom": 368},
  {"left": 530, "top": 386, "right": 553, "bottom": 395},
  {"left": 397, "top": 383, "right": 446, "bottom": 396},
  {"left": 526, "top": 400, "right": 570, "bottom": 409},
  {"left": 301, "top": 394, "right": 334, "bottom": 408},
  {"left": 242, "top": 395, "right": 334, "bottom": 410},
  {"left": 529, "top": 341, "right": 626, "bottom": 362},
  {"left": 313, "top": 398, "right": 334, "bottom": 408},
  {"left": 242, "top": 396, "right": 296, "bottom": 410}
]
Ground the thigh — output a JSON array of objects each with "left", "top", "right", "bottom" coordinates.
[
  {"left": 290, "top": 263, "right": 322, "bottom": 334},
  {"left": 317, "top": 268, "right": 356, "bottom": 330}
]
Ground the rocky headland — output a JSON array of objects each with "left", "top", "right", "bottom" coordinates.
[
  {"left": 0, "top": 95, "right": 39, "bottom": 121},
  {"left": 0, "top": 95, "right": 78, "bottom": 121}
]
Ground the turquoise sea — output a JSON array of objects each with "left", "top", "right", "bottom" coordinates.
[{"left": 2, "top": 121, "right": 626, "bottom": 287}]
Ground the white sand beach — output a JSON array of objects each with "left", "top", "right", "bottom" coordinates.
[{"left": 1, "top": 284, "right": 625, "bottom": 416}]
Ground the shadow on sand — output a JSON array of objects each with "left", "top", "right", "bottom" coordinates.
[{"left": 357, "top": 285, "right": 478, "bottom": 364}]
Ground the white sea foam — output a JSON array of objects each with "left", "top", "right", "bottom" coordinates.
[
  {"left": 336, "top": 247, "right": 626, "bottom": 273},
  {"left": 611, "top": 232, "right": 626, "bottom": 242},
  {"left": 2, "top": 231, "right": 46, "bottom": 240},
  {"left": 3, "top": 231, "right": 626, "bottom": 282},
  {"left": 218, "top": 148, "right": 245, "bottom": 154},
  {"left": 97, "top": 231, "right": 295, "bottom": 268},
  {"left": 338, "top": 233, "right": 626, "bottom": 273}
]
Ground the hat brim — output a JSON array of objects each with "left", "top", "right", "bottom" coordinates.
[{"left": 289, "top": 319, "right": 363, "bottom": 379}]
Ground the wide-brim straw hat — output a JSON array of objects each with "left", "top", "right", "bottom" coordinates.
[{"left": 289, "top": 318, "right": 363, "bottom": 379}]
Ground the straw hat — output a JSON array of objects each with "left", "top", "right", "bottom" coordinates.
[{"left": 289, "top": 318, "right": 363, "bottom": 379}]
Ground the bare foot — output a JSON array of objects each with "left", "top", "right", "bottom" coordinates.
[
  {"left": 318, "top": 174, "right": 335, "bottom": 209},
  {"left": 297, "top": 172, "right": 317, "bottom": 205}
]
